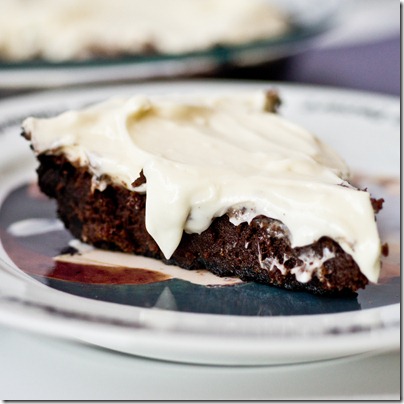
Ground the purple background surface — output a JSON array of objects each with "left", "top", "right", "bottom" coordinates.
[{"left": 215, "top": 35, "right": 400, "bottom": 96}]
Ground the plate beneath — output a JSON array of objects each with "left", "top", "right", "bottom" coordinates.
[{"left": 0, "top": 81, "right": 399, "bottom": 365}]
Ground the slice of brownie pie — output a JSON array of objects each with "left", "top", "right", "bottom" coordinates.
[{"left": 22, "top": 90, "right": 383, "bottom": 295}]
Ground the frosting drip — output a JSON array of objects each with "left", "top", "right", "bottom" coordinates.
[{"left": 23, "top": 92, "right": 381, "bottom": 283}]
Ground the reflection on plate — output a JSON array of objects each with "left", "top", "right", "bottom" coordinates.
[
  {"left": 0, "top": 0, "right": 339, "bottom": 88},
  {"left": 0, "top": 81, "right": 399, "bottom": 365}
]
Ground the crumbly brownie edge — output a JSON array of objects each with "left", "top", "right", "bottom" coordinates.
[{"left": 34, "top": 153, "right": 369, "bottom": 295}]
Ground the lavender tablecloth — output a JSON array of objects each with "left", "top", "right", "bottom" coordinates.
[{"left": 215, "top": 34, "right": 400, "bottom": 97}]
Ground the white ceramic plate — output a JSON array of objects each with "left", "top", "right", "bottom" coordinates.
[
  {"left": 0, "top": 0, "right": 338, "bottom": 89},
  {"left": 0, "top": 81, "right": 400, "bottom": 365}
]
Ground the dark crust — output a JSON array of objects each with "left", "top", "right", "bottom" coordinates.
[{"left": 34, "top": 153, "right": 370, "bottom": 296}]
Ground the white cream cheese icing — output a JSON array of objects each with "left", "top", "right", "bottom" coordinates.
[
  {"left": 0, "top": 0, "right": 290, "bottom": 61},
  {"left": 22, "top": 91, "right": 381, "bottom": 283}
]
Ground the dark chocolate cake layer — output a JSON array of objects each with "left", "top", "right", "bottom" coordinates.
[{"left": 35, "top": 154, "right": 369, "bottom": 295}]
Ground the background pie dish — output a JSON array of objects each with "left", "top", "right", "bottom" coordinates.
[{"left": 0, "top": 0, "right": 339, "bottom": 88}]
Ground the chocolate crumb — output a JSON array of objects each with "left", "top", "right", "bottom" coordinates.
[{"left": 381, "top": 243, "right": 389, "bottom": 257}]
